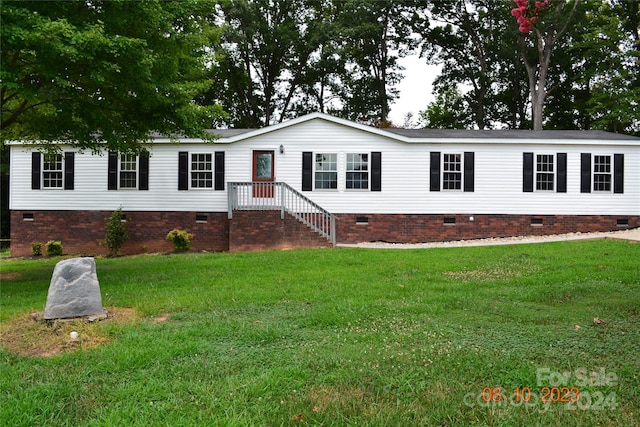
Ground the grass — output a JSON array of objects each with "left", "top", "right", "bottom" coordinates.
[{"left": 1, "top": 240, "right": 639, "bottom": 426}]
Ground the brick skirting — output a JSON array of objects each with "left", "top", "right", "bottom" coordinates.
[
  {"left": 10, "top": 210, "right": 229, "bottom": 257},
  {"left": 336, "top": 214, "right": 640, "bottom": 244},
  {"left": 229, "top": 210, "right": 332, "bottom": 252},
  {"left": 9, "top": 210, "right": 639, "bottom": 256}
]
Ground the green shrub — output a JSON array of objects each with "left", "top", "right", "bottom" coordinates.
[
  {"left": 31, "top": 242, "right": 42, "bottom": 256},
  {"left": 166, "top": 228, "right": 193, "bottom": 252},
  {"left": 45, "top": 240, "right": 63, "bottom": 257},
  {"left": 105, "top": 208, "right": 128, "bottom": 256}
]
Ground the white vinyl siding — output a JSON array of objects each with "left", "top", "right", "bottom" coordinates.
[{"left": 8, "top": 117, "right": 640, "bottom": 216}]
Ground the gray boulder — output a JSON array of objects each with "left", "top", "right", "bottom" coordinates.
[{"left": 43, "top": 257, "right": 107, "bottom": 320}]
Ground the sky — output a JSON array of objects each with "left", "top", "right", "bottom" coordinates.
[{"left": 388, "top": 54, "right": 441, "bottom": 128}]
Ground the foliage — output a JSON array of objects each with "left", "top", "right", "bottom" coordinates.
[
  {"left": 104, "top": 208, "right": 128, "bottom": 256},
  {"left": 419, "top": 87, "right": 472, "bottom": 129},
  {"left": 208, "top": 0, "right": 426, "bottom": 127},
  {"left": 0, "top": 0, "right": 225, "bottom": 153},
  {"left": 31, "top": 242, "right": 42, "bottom": 256},
  {"left": 166, "top": 228, "right": 193, "bottom": 252},
  {"left": 1, "top": 241, "right": 639, "bottom": 425},
  {"left": 44, "top": 240, "right": 63, "bottom": 257}
]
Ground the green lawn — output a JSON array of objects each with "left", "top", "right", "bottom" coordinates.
[{"left": 1, "top": 241, "right": 639, "bottom": 426}]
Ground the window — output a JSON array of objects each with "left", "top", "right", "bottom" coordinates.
[
  {"left": 31, "top": 152, "right": 74, "bottom": 190},
  {"left": 430, "top": 152, "right": 474, "bottom": 192},
  {"left": 346, "top": 153, "right": 368, "bottom": 189},
  {"left": 443, "top": 153, "right": 462, "bottom": 190},
  {"left": 314, "top": 153, "right": 337, "bottom": 189},
  {"left": 593, "top": 155, "right": 611, "bottom": 192},
  {"left": 43, "top": 154, "right": 63, "bottom": 188},
  {"left": 524, "top": 152, "right": 565, "bottom": 193},
  {"left": 536, "top": 154, "right": 554, "bottom": 191},
  {"left": 108, "top": 152, "right": 148, "bottom": 190},
  {"left": 119, "top": 154, "right": 138, "bottom": 188},
  {"left": 191, "top": 153, "right": 212, "bottom": 188}
]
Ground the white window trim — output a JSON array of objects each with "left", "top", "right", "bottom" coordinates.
[
  {"left": 345, "top": 152, "right": 370, "bottom": 191},
  {"left": 190, "top": 153, "right": 214, "bottom": 190},
  {"left": 442, "top": 152, "right": 463, "bottom": 192},
  {"left": 42, "top": 154, "right": 64, "bottom": 190},
  {"left": 313, "top": 152, "right": 338, "bottom": 191},
  {"left": 535, "top": 153, "right": 555, "bottom": 192},
  {"left": 118, "top": 154, "right": 138, "bottom": 190},
  {"left": 592, "top": 154, "right": 613, "bottom": 193}
]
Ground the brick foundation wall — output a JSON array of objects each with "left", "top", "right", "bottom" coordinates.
[
  {"left": 10, "top": 210, "right": 229, "bottom": 257},
  {"left": 10, "top": 209, "right": 639, "bottom": 256},
  {"left": 336, "top": 214, "right": 640, "bottom": 244},
  {"left": 229, "top": 210, "right": 333, "bottom": 252}
]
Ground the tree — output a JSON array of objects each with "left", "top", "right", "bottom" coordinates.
[
  {"left": 419, "top": 87, "right": 473, "bottom": 129},
  {"left": 512, "top": 0, "right": 579, "bottom": 130},
  {"left": 1, "top": 0, "right": 224, "bottom": 153},
  {"left": 420, "top": 0, "right": 530, "bottom": 129},
  {"left": 333, "top": 0, "right": 424, "bottom": 124},
  {"left": 210, "top": 0, "right": 332, "bottom": 127}
]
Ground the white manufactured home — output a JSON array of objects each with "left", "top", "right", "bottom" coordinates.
[{"left": 9, "top": 113, "right": 640, "bottom": 255}]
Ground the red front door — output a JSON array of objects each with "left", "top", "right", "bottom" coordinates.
[{"left": 253, "top": 150, "right": 275, "bottom": 197}]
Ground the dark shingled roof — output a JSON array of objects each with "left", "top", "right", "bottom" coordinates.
[{"left": 381, "top": 128, "right": 640, "bottom": 140}]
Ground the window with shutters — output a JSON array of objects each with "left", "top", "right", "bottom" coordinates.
[
  {"left": 346, "top": 153, "right": 368, "bottom": 190},
  {"left": 314, "top": 153, "right": 337, "bottom": 189},
  {"left": 431, "top": 152, "right": 474, "bottom": 192},
  {"left": 536, "top": 154, "right": 554, "bottom": 191},
  {"left": 191, "top": 153, "right": 213, "bottom": 188},
  {"left": 593, "top": 155, "right": 612, "bottom": 192},
  {"left": 43, "top": 154, "right": 63, "bottom": 189}
]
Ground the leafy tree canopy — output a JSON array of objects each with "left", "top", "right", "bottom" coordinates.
[{"left": 1, "top": 0, "right": 225, "bottom": 153}]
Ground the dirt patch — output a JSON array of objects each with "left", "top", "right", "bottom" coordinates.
[
  {"left": 0, "top": 272, "right": 22, "bottom": 280},
  {"left": 152, "top": 313, "right": 171, "bottom": 324},
  {"left": 0, "top": 307, "right": 141, "bottom": 358}
]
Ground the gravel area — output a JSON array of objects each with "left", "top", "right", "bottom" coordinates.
[{"left": 338, "top": 227, "right": 640, "bottom": 249}]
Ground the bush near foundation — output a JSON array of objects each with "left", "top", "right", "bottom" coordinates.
[
  {"left": 45, "top": 240, "right": 63, "bottom": 257},
  {"left": 166, "top": 229, "right": 192, "bottom": 252}
]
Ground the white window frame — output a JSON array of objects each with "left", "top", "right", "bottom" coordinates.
[
  {"left": 346, "top": 153, "right": 369, "bottom": 190},
  {"left": 314, "top": 153, "right": 338, "bottom": 190},
  {"left": 442, "top": 153, "right": 462, "bottom": 191},
  {"left": 535, "top": 153, "right": 555, "bottom": 191},
  {"left": 593, "top": 154, "right": 612, "bottom": 192},
  {"left": 190, "top": 153, "right": 213, "bottom": 189},
  {"left": 42, "top": 153, "right": 64, "bottom": 189},
  {"left": 119, "top": 154, "right": 138, "bottom": 189}
]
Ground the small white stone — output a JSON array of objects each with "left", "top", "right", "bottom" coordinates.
[{"left": 70, "top": 331, "right": 79, "bottom": 340}]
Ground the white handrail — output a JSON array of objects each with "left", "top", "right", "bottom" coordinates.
[{"left": 228, "top": 182, "right": 336, "bottom": 245}]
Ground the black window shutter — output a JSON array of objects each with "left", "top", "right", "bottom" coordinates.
[
  {"left": 556, "top": 153, "right": 567, "bottom": 193},
  {"left": 139, "top": 152, "right": 149, "bottom": 190},
  {"left": 463, "top": 152, "right": 474, "bottom": 192},
  {"left": 214, "top": 151, "right": 225, "bottom": 190},
  {"left": 64, "top": 152, "right": 75, "bottom": 190},
  {"left": 430, "top": 152, "right": 440, "bottom": 191},
  {"left": 178, "top": 151, "right": 189, "bottom": 190},
  {"left": 302, "top": 152, "right": 312, "bottom": 191},
  {"left": 580, "top": 153, "right": 591, "bottom": 193},
  {"left": 371, "top": 152, "right": 381, "bottom": 192},
  {"left": 31, "top": 152, "right": 41, "bottom": 190},
  {"left": 523, "top": 152, "right": 534, "bottom": 192},
  {"left": 108, "top": 151, "right": 118, "bottom": 190},
  {"left": 614, "top": 153, "right": 624, "bottom": 194}
]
